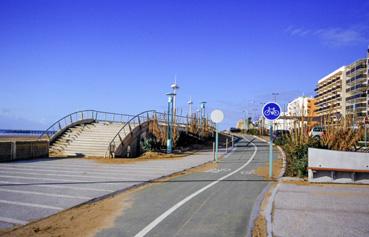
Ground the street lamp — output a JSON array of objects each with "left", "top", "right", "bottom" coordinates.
[
  {"left": 243, "top": 110, "right": 248, "bottom": 132},
  {"left": 200, "top": 101, "right": 207, "bottom": 119},
  {"left": 187, "top": 96, "right": 193, "bottom": 117},
  {"left": 171, "top": 79, "right": 180, "bottom": 117},
  {"left": 272, "top": 92, "right": 279, "bottom": 102},
  {"left": 166, "top": 92, "right": 176, "bottom": 154}
]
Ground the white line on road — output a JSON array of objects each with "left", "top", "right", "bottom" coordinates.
[
  {"left": 0, "top": 199, "right": 63, "bottom": 210},
  {"left": 0, "top": 187, "right": 91, "bottom": 200},
  {"left": 134, "top": 138, "right": 257, "bottom": 237},
  {"left": 0, "top": 216, "right": 28, "bottom": 225}
]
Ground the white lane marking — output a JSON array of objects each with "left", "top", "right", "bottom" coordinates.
[
  {"left": 134, "top": 140, "right": 257, "bottom": 237},
  {"left": 0, "top": 199, "right": 63, "bottom": 210},
  {"left": 205, "top": 168, "right": 232, "bottom": 174},
  {"left": 0, "top": 181, "right": 114, "bottom": 192},
  {"left": 0, "top": 216, "right": 28, "bottom": 225},
  {"left": 0, "top": 188, "right": 91, "bottom": 200}
]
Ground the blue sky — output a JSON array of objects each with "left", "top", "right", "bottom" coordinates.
[{"left": 1, "top": 0, "right": 368, "bottom": 129}]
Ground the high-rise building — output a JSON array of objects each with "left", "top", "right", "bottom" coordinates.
[
  {"left": 314, "top": 49, "right": 369, "bottom": 125},
  {"left": 345, "top": 56, "right": 368, "bottom": 122},
  {"left": 314, "top": 66, "right": 346, "bottom": 119}
]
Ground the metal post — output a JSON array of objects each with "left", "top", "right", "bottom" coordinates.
[
  {"left": 166, "top": 93, "right": 174, "bottom": 154},
  {"left": 269, "top": 123, "right": 273, "bottom": 178},
  {"left": 215, "top": 124, "right": 219, "bottom": 162},
  {"left": 213, "top": 142, "right": 215, "bottom": 161},
  {"left": 232, "top": 135, "right": 234, "bottom": 147},
  {"left": 226, "top": 138, "right": 228, "bottom": 153}
]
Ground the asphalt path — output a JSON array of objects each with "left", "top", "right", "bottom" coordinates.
[{"left": 97, "top": 136, "right": 278, "bottom": 237}]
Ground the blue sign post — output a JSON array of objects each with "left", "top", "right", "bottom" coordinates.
[{"left": 262, "top": 102, "right": 281, "bottom": 178}]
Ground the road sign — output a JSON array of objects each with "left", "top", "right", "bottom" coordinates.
[
  {"left": 262, "top": 102, "right": 281, "bottom": 121},
  {"left": 262, "top": 102, "right": 281, "bottom": 178},
  {"left": 211, "top": 109, "right": 224, "bottom": 124}
]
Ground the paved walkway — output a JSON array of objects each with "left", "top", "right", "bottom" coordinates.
[
  {"left": 273, "top": 182, "right": 369, "bottom": 237},
  {"left": 0, "top": 150, "right": 225, "bottom": 229}
]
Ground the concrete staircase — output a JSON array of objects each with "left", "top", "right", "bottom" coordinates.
[{"left": 50, "top": 122, "right": 127, "bottom": 157}]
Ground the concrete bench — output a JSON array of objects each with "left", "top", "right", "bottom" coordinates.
[{"left": 308, "top": 148, "right": 369, "bottom": 184}]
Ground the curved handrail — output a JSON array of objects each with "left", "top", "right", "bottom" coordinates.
[
  {"left": 38, "top": 109, "right": 133, "bottom": 140},
  {"left": 106, "top": 110, "right": 157, "bottom": 158},
  {"left": 106, "top": 110, "right": 216, "bottom": 158}
]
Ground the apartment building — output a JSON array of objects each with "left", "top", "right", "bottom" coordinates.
[
  {"left": 345, "top": 58, "right": 368, "bottom": 120},
  {"left": 287, "top": 96, "right": 316, "bottom": 129},
  {"left": 314, "top": 66, "right": 346, "bottom": 119},
  {"left": 314, "top": 49, "right": 369, "bottom": 125}
]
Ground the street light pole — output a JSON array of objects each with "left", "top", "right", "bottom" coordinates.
[{"left": 166, "top": 92, "right": 176, "bottom": 154}]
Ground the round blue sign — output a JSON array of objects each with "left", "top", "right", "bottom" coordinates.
[{"left": 262, "top": 102, "right": 281, "bottom": 121}]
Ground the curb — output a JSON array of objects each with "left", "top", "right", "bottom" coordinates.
[{"left": 248, "top": 135, "right": 286, "bottom": 237}]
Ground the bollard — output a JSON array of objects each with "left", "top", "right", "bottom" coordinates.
[
  {"left": 232, "top": 135, "right": 234, "bottom": 147},
  {"left": 226, "top": 138, "right": 228, "bottom": 153},
  {"left": 127, "top": 145, "right": 131, "bottom": 158}
]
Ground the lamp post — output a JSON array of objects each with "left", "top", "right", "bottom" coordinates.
[
  {"left": 272, "top": 92, "right": 279, "bottom": 102},
  {"left": 243, "top": 110, "right": 248, "bottom": 133},
  {"left": 166, "top": 92, "right": 176, "bottom": 154},
  {"left": 200, "top": 101, "right": 207, "bottom": 128},
  {"left": 170, "top": 79, "right": 180, "bottom": 117},
  {"left": 188, "top": 97, "right": 193, "bottom": 118}
]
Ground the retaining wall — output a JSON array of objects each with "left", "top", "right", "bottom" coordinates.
[{"left": 0, "top": 140, "right": 49, "bottom": 162}]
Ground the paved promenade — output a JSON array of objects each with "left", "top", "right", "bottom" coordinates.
[
  {"left": 273, "top": 182, "right": 369, "bottom": 237},
  {"left": 0, "top": 150, "right": 224, "bottom": 229}
]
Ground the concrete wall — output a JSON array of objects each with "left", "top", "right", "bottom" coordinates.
[
  {"left": 308, "top": 148, "right": 369, "bottom": 184},
  {"left": 0, "top": 141, "right": 49, "bottom": 162}
]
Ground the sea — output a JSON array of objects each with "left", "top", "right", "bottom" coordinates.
[{"left": 0, "top": 129, "right": 55, "bottom": 137}]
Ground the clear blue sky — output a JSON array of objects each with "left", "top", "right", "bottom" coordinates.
[{"left": 1, "top": 0, "right": 368, "bottom": 129}]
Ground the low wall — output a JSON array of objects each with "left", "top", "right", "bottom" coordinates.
[
  {"left": 308, "top": 148, "right": 369, "bottom": 184},
  {"left": 0, "top": 140, "right": 49, "bottom": 162}
]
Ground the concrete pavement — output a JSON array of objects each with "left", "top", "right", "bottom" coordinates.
[
  {"left": 0, "top": 149, "right": 227, "bottom": 229},
  {"left": 272, "top": 181, "right": 369, "bottom": 237}
]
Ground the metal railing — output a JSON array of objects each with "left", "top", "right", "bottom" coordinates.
[
  {"left": 106, "top": 110, "right": 215, "bottom": 158},
  {"left": 38, "top": 110, "right": 134, "bottom": 141}
]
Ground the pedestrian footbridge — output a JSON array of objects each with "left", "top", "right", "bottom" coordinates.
[{"left": 39, "top": 110, "right": 213, "bottom": 158}]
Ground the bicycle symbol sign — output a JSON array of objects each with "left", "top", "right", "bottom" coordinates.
[{"left": 262, "top": 102, "right": 281, "bottom": 121}]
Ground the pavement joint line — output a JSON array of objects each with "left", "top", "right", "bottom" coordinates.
[
  {"left": 0, "top": 166, "right": 177, "bottom": 175},
  {"left": 0, "top": 164, "right": 173, "bottom": 172},
  {"left": 133, "top": 138, "right": 257, "bottom": 237},
  {"left": 0, "top": 170, "right": 157, "bottom": 180},
  {"left": 0, "top": 174, "right": 138, "bottom": 186},
  {"left": 0, "top": 217, "right": 28, "bottom": 225},
  {"left": 0, "top": 199, "right": 63, "bottom": 210},
  {"left": 0, "top": 181, "right": 114, "bottom": 192},
  {"left": 0, "top": 187, "right": 91, "bottom": 200}
]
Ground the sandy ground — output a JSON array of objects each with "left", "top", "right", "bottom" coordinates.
[
  {"left": 255, "top": 156, "right": 283, "bottom": 180},
  {"left": 0, "top": 160, "right": 218, "bottom": 237}
]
